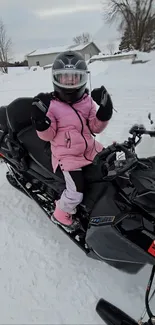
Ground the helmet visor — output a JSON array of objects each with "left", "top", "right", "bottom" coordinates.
[{"left": 52, "top": 69, "right": 88, "bottom": 89}]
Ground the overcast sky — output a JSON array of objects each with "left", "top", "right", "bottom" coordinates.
[{"left": 0, "top": 0, "right": 118, "bottom": 61}]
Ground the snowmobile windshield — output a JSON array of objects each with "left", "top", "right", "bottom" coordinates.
[{"left": 52, "top": 69, "right": 88, "bottom": 89}]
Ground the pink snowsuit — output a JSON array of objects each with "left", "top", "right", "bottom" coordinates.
[
  {"left": 37, "top": 93, "right": 108, "bottom": 222},
  {"left": 37, "top": 93, "right": 108, "bottom": 171}
]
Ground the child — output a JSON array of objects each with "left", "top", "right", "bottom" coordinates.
[{"left": 31, "top": 50, "right": 113, "bottom": 231}]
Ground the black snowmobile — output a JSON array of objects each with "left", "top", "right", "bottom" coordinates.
[{"left": 0, "top": 96, "right": 155, "bottom": 275}]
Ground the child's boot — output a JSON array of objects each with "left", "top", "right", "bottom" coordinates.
[{"left": 51, "top": 205, "right": 79, "bottom": 232}]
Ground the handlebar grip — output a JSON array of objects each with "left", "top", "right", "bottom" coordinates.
[
  {"left": 93, "top": 143, "right": 118, "bottom": 165},
  {"left": 93, "top": 147, "right": 112, "bottom": 165},
  {"left": 149, "top": 131, "right": 155, "bottom": 137},
  {"left": 32, "top": 99, "right": 47, "bottom": 113},
  {"left": 139, "top": 129, "right": 155, "bottom": 137}
]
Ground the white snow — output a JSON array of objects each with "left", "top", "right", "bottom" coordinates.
[
  {"left": 0, "top": 52, "right": 155, "bottom": 324},
  {"left": 89, "top": 50, "right": 153, "bottom": 65},
  {"left": 89, "top": 52, "right": 137, "bottom": 61}
]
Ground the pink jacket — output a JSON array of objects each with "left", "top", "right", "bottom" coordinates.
[{"left": 37, "top": 94, "right": 108, "bottom": 172}]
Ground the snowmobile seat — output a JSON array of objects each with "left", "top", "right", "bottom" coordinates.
[
  {"left": 5, "top": 97, "right": 64, "bottom": 182},
  {"left": 17, "top": 125, "right": 65, "bottom": 183},
  {"left": 0, "top": 105, "right": 8, "bottom": 132},
  {"left": 18, "top": 125, "right": 53, "bottom": 172},
  {"left": 6, "top": 97, "right": 33, "bottom": 134}
]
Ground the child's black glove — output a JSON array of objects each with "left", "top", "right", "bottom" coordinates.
[
  {"left": 33, "top": 92, "right": 53, "bottom": 109},
  {"left": 31, "top": 93, "right": 52, "bottom": 131},
  {"left": 91, "top": 86, "right": 113, "bottom": 121}
]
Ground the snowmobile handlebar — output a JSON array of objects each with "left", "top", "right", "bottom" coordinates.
[
  {"left": 129, "top": 124, "right": 155, "bottom": 137},
  {"left": 93, "top": 142, "right": 137, "bottom": 166},
  {"left": 141, "top": 130, "right": 155, "bottom": 137},
  {"left": 94, "top": 143, "right": 137, "bottom": 180},
  {"left": 93, "top": 124, "right": 155, "bottom": 180}
]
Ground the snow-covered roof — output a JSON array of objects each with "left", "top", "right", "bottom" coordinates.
[
  {"left": 27, "top": 42, "right": 100, "bottom": 57},
  {"left": 27, "top": 45, "right": 69, "bottom": 57},
  {"left": 68, "top": 42, "right": 92, "bottom": 51}
]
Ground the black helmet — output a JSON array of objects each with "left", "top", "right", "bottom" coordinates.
[{"left": 52, "top": 50, "right": 88, "bottom": 103}]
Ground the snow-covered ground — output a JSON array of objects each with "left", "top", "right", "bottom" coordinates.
[{"left": 0, "top": 52, "right": 155, "bottom": 324}]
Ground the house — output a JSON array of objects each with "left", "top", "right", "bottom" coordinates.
[{"left": 27, "top": 42, "right": 101, "bottom": 68}]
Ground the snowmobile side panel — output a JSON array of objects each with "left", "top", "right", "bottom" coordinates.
[
  {"left": 86, "top": 223, "right": 147, "bottom": 268},
  {"left": 130, "top": 167, "right": 155, "bottom": 214},
  {"left": 86, "top": 249, "right": 144, "bottom": 274},
  {"left": 130, "top": 168, "right": 155, "bottom": 194},
  {"left": 86, "top": 184, "right": 155, "bottom": 273}
]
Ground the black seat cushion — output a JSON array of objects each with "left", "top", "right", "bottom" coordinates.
[
  {"left": 18, "top": 125, "right": 52, "bottom": 172},
  {"left": 6, "top": 97, "right": 33, "bottom": 133},
  {"left": 18, "top": 125, "right": 65, "bottom": 186},
  {"left": 0, "top": 105, "right": 8, "bottom": 132}
]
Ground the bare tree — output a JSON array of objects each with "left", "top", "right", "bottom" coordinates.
[
  {"left": 0, "top": 19, "right": 12, "bottom": 73},
  {"left": 104, "top": 0, "right": 155, "bottom": 52},
  {"left": 107, "top": 42, "right": 115, "bottom": 54},
  {"left": 73, "top": 32, "right": 92, "bottom": 45}
]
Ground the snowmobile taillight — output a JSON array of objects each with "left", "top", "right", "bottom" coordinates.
[
  {"left": 0, "top": 152, "right": 4, "bottom": 157},
  {"left": 148, "top": 241, "right": 155, "bottom": 257}
]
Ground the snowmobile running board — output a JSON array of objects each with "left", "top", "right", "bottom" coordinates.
[{"left": 6, "top": 168, "right": 90, "bottom": 256}]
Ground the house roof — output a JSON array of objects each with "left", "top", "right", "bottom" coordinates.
[
  {"left": 69, "top": 42, "right": 101, "bottom": 52},
  {"left": 68, "top": 42, "right": 91, "bottom": 51},
  {"left": 27, "top": 42, "right": 100, "bottom": 57},
  {"left": 27, "top": 45, "right": 68, "bottom": 57}
]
